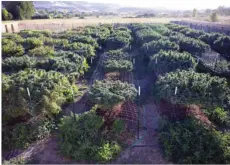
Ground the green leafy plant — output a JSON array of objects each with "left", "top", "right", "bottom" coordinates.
[
  {"left": 149, "top": 50, "right": 196, "bottom": 75},
  {"left": 70, "top": 35, "right": 99, "bottom": 49},
  {"left": 135, "top": 28, "right": 162, "bottom": 45},
  {"left": 2, "top": 69, "right": 78, "bottom": 122},
  {"left": 19, "top": 30, "right": 51, "bottom": 38},
  {"left": 65, "top": 42, "right": 95, "bottom": 58},
  {"left": 2, "top": 55, "right": 36, "bottom": 72},
  {"left": 95, "top": 142, "right": 121, "bottom": 163},
  {"left": 104, "top": 59, "right": 133, "bottom": 73},
  {"left": 154, "top": 70, "right": 230, "bottom": 107},
  {"left": 3, "top": 117, "right": 54, "bottom": 149},
  {"left": 2, "top": 39, "right": 24, "bottom": 57},
  {"left": 20, "top": 37, "right": 43, "bottom": 50},
  {"left": 111, "top": 119, "right": 125, "bottom": 134},
  {"left": 36, "top": 51, "right": 89, "bottom": 81},
  {"left": 168, "top": 32, "right": 210, "bottom": 55},
  {"left": 103, "top": 49, "right": 129, "bottom": 62},
  {"left": 159, "top": 117, "right": 230, "bottom": 164},
  {"left": 58, "top": 109, "right": 123, "bottom": 162},
  {"left": 203, "top": 107, "right": 230, "bottom": 127},
  {"left": 89, "top": 80, "right": 137, "bottom": 109},
  {"left": 141, "top": 38, "right": 179, "bottom": 56},
  {"left": 106, "top": 30, "right": 132, "bottom": 49},
  {"left": 28, "top": 46, "right": 55, "bottom": 57}
]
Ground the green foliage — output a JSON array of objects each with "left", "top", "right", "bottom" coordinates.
[
  {"left": 59, "top": 112, "right": 103, "bottom": 160},
  {"left": 95, "top": 142, "right": 121, "bottom": 163},
  {"left": 154, "top": 70, "right": 230, "bottom": 107},
  {"left": 20, "top": 37, "right": 43, "bottom": 50},
  {"left": 131, "top": 23, "right": 150, "bottom": 33},
  {"left": 111, "top": 119, "right": 125, "bottom": 134},
  {"left": 3, "top": 156, "right": 26, "bottom": 165},
  {"left": 166, "top": 24, "right": 230, "bottom": 58},
  {"left": 179, "top": 28, "right": 205, "bottom": 38},
  {"left": 89, "top": 80, "right": 137, "bottom": 108},
  {"left": 2, "top": 8, "right": 13, "bottom": 20},
  {"left": 106, "top": 30, "right": 132, "bottom": 49},
  {"left": 213, "top": 36, "right": 230, "bottom": 58},
  {"left": 2, "top": 55, "right": 36, "bottom": 72},
  {"left": 19, "top": 30, "right": 52, "bottom": 38},
  {"left": 2, "top": 39, "right": 24, "bottom": 57},
  {"left": 141, "top": 39, "right": 179, "bottom": 56},
  {"left": 192, "top": 8, "right": 197, "bottom": 17},
  {"left": 2, "top": 1, "right": 35, "bottom": 20},
  {"left": 165, "top": 24, "right": 189, "bottom": 32},
  {"left": 199, "top": 33, "right": 223, "bottom": 45},
  {"left": 104, "top": 59, "right": 133, "bottom": 73},
  {"left": 83, "top": 25, "right": 111, "bottom": 46},
  {"left": 36, "top": 51, "right": 89, "bottom": 80},
  {"left": 149, "top": 50, "right": 196, "bottom": 75},
  {"left": 169, "top": 32, "right": 210, "bottom": 55},
  {"left": 103, "top": 49, "right": 129, "bottom": 61},
  {"left": 149, "top": 24, "right": 169, "bottom": 35},
  {"left": 135, "top": 28, "right": 162, "bottom": 45},
  {"left": 203, "top": 107, "right": 230, "bottom": 127},
  {"left": 59, "top": 111, "right": 121, "bottom": 162},
  {"left": 2, "top": 33, "right": 24, "bottom": 42},
  {"left": 65, "top": 42, "right": 95, "bottom": 58},
  {"left": 43, "top": 37, "right": 69, "bottom": 47},
  {"left": 159, "top": 117, "right": 230, "bottom": 163},
  {"left": 28, "top": 46, "right": 55, "bottom": 57},
  {"left": 70, "top": 35, "right": 99, "bottom": 48},
  {"left": 215, "top": 60, "right": 230, "bottom": 73},
  {"left": 210, "top": 12, "right": 219, "bottom": 22},
  {"left": 3, "top": 117, "right": 54, "bottom": 149},
  {"left": 2, "top": 69, "right": 78, "bottom": 122},
  {"left": 199, "top": 32, "right": 230, "bottom": 59}
]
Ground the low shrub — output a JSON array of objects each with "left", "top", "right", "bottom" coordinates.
[
  {"left": 104, "top": 59, "right": 133, "bottom": 73},
  {"left": 2, "top": 39, "right": 24, "bottom": 57},
  {"left": 2, "top": 55, "right": 36, "bottom": 72},
  {"left": 203, "top": 107, "right": 230, "bottom": 127},
  {"left": 28, "top": 46, "right": 55, "bottom": 57},
  {"left": 159, "top": 117, "right": 230, "bottom": 164},
  {"left": 59, "top": 111, "right": 122, "bottom": 162},
  {"left": 3, "top": 117, "right": 54, "bottom": 149}
]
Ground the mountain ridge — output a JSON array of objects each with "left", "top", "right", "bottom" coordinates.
[{"left": 33, "top": 1, "right": 168, "bottom": 13}]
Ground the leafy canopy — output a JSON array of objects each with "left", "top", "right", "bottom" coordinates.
[{"left": 89, "top": 80, "right": 137, "bottom": 108}]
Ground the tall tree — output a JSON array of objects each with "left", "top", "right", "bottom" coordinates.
[
  {"left": 192, "top": 8, "right": 197, "bottom": 17},
  {"left": 2, "top": 8, "right": 13, "bottom": 20},
  {"left": 2, "top": 1, "right": 35, "bottom": 20},
  {"left": 210, "top": 12, "right": 219, "bottom": 22}
]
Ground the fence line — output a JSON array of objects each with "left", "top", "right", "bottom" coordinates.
[{"left": 171, "top": 20, "right": 230, "bottom": 36}]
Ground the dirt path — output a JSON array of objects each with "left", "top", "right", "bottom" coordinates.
[{"left": 113, "top": 102, "right": 170, "bottom": 164}]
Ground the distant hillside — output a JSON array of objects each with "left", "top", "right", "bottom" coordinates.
[{"left": 33, "top": 1, "right": 167, "bottom": 14}]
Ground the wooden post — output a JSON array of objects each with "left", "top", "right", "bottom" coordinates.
[
  {"left": 5, "top": 25, "right": 8, "bottom": 33},
  {"left": 11, "top": 24, "right": 15, "bottom": 33}
]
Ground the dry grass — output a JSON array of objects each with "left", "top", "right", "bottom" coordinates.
[
  {"left": 2, "top": 17, "right": 188, "bottom": 32},
  {"left": 2, "top": 16, "right": 229, "bottom": 32}
]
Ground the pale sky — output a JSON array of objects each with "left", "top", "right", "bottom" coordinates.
[{"left": 80, "top": 0, "right": 230, "bottom": 10}]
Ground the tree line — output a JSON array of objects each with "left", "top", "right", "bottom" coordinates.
[{"left": 2, "top": 1, "right": 35, "bottom": 20}]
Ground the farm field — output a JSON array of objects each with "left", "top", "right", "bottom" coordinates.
[
  {"left": 2, "top": 17, "right": 185, "bottom": 32},
  {"left": 2, "top": 22, "right": 230, "bottom": 164}
]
